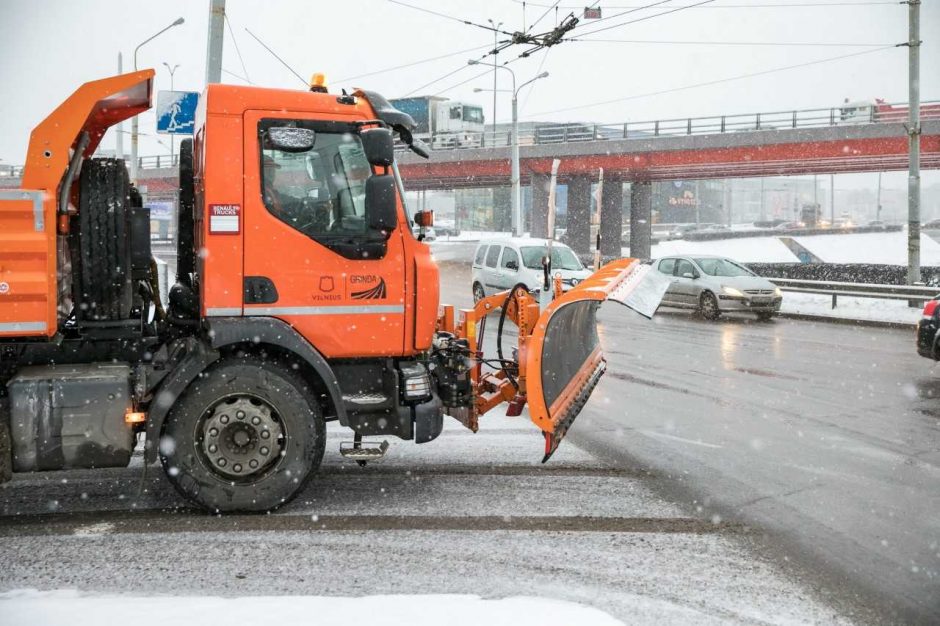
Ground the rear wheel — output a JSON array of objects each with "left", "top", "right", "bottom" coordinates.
[
  {"left": 160, "top": 358, "right": 325, "bottom": 513},
  {"left": 77, "top": 158, "right": 134, "bottom": 320},
  {"left": 699, "top": 291, "right": 720, "bottom": 321},
  {"left": 473, "top": 282, "right": 486, "bottom": 303}
]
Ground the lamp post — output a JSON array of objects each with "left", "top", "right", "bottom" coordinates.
[
  {"left": 162, "top": 62, "right": 181, "bottom": 165},
  {"left": 471, "top": 60, "right": 548, "bottom": 236},
  {"left": 130, "top": 17, "right": 185, "bottom": 184}
]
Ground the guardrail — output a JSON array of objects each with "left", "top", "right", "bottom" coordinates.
[{"left": 768, "top": 277, "right": 939, "bottom": 309}]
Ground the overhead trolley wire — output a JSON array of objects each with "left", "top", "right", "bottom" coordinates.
[{"left": 528, "top": 45, "right": 898, "bottom": 117}]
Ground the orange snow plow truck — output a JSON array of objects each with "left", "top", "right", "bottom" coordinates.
[{"left": 0, "top": 70, "right": 667, "bottom": 512}]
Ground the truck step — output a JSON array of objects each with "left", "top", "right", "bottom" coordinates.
[{"left": 339, "top": 439, "right": 389, "bottom": 460}]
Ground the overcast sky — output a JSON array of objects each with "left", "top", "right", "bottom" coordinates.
[{"left": 0, "top": 0, "right": 937, "bottom": 189}]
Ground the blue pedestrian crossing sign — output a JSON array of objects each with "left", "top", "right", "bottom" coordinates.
[{"left": 156, "top": 90, "right": 199, "bottom": 135}]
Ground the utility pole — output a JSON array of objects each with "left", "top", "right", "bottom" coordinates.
[
  {"left": 907, "top": 0, "right": 921, "bottom": 285},
  {"left": 877, "top": 171, "right": 883, "bottom": 221},
  {"left": 116, "top": 53, "right": 124, "bottom": 159},
  {"left": 487, "top": 19, "right": 502, "bottom": 147},
  {"left": 830, "top": 174, "right": 835, "bottom": 224},
  {"left": 206, "top": 0, "right": 226, "bottom": 85}
]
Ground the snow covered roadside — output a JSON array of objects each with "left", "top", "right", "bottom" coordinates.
[
  {"left": 0, "top": 591, "right": 625, "bottom": 626},
  {"left": 779, "top": 292, "right": 922, "bottom": 326}
]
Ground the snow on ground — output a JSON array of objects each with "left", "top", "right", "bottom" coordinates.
[
  {"left": 780, "top": 292, "right": 922, "bottom": 325},
  {"left": 794, "top": 229, "right": 940, "bottom": 265},
  {"left": 0, "top": 591, "right": 625, "bottom": 626}
]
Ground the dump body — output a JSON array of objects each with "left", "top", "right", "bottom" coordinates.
[{"left": 0, "top": 71, "right": 153, "bottom": 338}]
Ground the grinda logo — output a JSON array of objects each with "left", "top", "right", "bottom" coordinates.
[{"left": 351, "top": 277, "right": 387, "bottom": 300}]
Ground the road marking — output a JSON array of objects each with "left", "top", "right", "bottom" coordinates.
[
  {"left": 642, "top": 431, "right": 724, "bottom": 449},
  {"left": 0, "top": 513, "right": 741, "bottom": 537},
  {"left": 72, "top": 522, "right": 114, "bottom": 537}
]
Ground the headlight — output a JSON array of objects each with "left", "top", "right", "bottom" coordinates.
[
  {"left": 399, "top": 363, "right": 432, "bottom": 402},
  {"left": 722, "top": 286, "right": 744, "bottom": 297},
  {"left": 774, "top": 287, "right": 783, "bottom": 297}
]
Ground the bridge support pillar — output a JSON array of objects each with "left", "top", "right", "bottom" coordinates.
[
  {"left": 530, "top": 174, "right": 551, "bottom": 238},
  {"left": 629, "top": 181, "right": 652, "bottom": 260},
  {"left": 600, "top": 178, "right": 623, "bottom": 259},
  {"left": 567, "top": 177, "right": 592, "bottom": 256}
]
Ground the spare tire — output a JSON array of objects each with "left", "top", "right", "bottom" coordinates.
[{"left": 77, "top": 158, "right": 134, "bottom": 320}]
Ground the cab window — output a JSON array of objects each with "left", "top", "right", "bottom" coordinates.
[
  {"left": 485, "top": 245, "right": 501, "bottom": 268},
  {"left": 259, "top": 120, "right": 374, "bottom": 241},
  {"left": 501, "top": 247, "right": 519, "bottom": 272},
  {"left": 474, "top": 245, "right": 488, "bottom": 266}
]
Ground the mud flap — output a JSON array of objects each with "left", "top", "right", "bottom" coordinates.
[{"left": 525, "top": 259, "right": 670, "bottom": 461}]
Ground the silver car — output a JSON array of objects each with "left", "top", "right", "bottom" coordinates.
[{"left": 655, "top": 255, "right": 782, "bottom": 321}]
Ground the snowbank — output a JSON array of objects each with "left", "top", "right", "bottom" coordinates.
[
  {"left": 794, "top": 230, "right": 940, "bottom": 265},
  {"left": 651, "top": 237, "right": 798, "bottom": 263},
  {"left": 0, "top": 591, "right": 625, "bottom": 626}
]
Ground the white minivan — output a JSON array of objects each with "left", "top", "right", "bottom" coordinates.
[{"left": 471, "top": 238, "right": 592, "bottom": 302}]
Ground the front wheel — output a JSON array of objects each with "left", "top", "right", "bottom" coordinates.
[
  {"left": 473, "top": 282, "right": 486, "bottom": 303},
  {"left": 756, "top": 311, "right": 776, "bottom": 322},
  {"left": 699, "top": 291, "right": 721, "bottom": 321},
  {"left": 160, "top": 358, "right": 325, "bottom": 513}
]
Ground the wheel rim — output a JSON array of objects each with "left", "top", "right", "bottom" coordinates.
[
  {"left": 702, "top": 294, "right": 718, "bottom": 317},
  {"left": 473, "top": 284, "right": 485, "bottom": 303},
  {"left": 197, "top": 395, "right": 285, "bottom": 481}
]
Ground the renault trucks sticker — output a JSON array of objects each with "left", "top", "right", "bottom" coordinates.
[{"left": 209, "top": 204, "right": 240, "bottom": 234}]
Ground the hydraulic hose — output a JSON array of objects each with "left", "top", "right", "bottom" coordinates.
[{"left": 497, "top": 283, "right": 530, "bottom": 390}]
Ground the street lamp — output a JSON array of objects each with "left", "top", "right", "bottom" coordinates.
[
  {"left": 162, "top": 62, "right": 181, "bottom": 165},
  {"left": 130, "top": 17, "right": 185, "bottom": 184},
  {"left": 469, "top": 59, "right": 548, "bottom": 236}
]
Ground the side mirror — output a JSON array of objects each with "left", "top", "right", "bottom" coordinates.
[
  {"left": 365, "top": 175, "right": 397, "bottom": 235},
  {"left": 409, "top": 137, "right": 431, "bottom": 159},
  {"left": 682, "top": 272, "right": 695, "bottom": 279},
  {"left": 360, "top": 128, "right": 394, "bottom": 167},
  {"left": 506, "top": 260, "right": 518, "bottom": 271},
  {"left": 414, "top": 210, "right": 434, "bottom": 227},
  {"left": 267, "top": 127, "right": 315, "bottom": 152}
]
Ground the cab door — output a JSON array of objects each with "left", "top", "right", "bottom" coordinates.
[{"left": 241, "top": 111, "right": 407, "bottom": 358}]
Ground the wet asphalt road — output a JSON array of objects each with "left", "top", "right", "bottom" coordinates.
[
  {"left": 0, "top": 246, "right": 935, "bottom": 623},
  {"left": 438, "top": 258, "right": 940, "bottom": 623}
]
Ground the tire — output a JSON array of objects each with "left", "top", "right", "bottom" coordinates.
[
  {"left": 473, "top": 282, "right": 486, "bottom": 303},
  {"left": 756, "top": 312, "right": 775, "bottom": 322},
  {"left": 77, "top": 158, "right": 133, "bottom": 320},
  {"left": 699, "top": 291, "right": 721, "bottom": 321},
  {"left": 160, "top": 358, "right": 326, "bottom": 513}
]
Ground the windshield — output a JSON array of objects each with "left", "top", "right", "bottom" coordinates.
[
  {"left": 521, "top": 245, "right": 583, "bottom": 271},
  {"left": 693, "top": 258, "right": 755, "bottom": 277},
  {"left": 463, "top": 106, "right": 484, "bottom": 125}
]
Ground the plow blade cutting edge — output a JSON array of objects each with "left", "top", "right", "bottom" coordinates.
[{"left": 524, "top": 259, "right": 671, "bottom": 462}]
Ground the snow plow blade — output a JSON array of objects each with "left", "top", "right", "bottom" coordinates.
[{"left": 525, "top": 259, "right": 671, "bottom": 462}]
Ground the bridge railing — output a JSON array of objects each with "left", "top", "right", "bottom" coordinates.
[
  {"left": 400, "top": 99, "right": 940, "bottom": 151},
  {"left": 2, "top": 100, "right": 936, "bottom": 176}
]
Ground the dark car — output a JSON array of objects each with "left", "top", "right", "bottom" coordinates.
[{"left": 916, "top": 297, "right": 940, "bottom": 359}]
